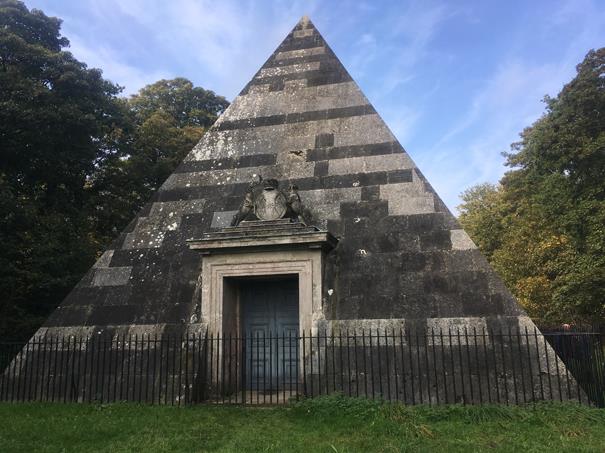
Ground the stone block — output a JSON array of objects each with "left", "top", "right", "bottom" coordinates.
[
  {"left": 92, "top": 267, "right": 132, "bottom": 287},
  {"left": 93, "top": 250, "right": 114, "bottom": 268},
  {"left": 379, "top": 182, "right": 435, "bottom": 215},
  {"left": 211, "top": 211, "right": 238, "bottom": 228},
  {"left": 257, "top": 61, "right": 320, "bottom": 79},
  {"left": 315, "top": 132, "right": 334, "bottom": 148},
  {"left": 274, "top": 46, "right": 325, "bottom": 60},
  {"left": 329, "top": 154, "right": 413, "bottom": 176},
  {"left": 293, "top": 28, "right": 314, "bottom": 38},
  {"left": 313, "top": 161, "right": 329, "bottom": 176},
  {"left": 426, "top": 317, "right": 490, "bottom": 345},
  {"left": 123, "top": 200, "right": 207, "bottom": 250},
  {"left": 450, "top": 229, "right": 477, "bottom": 250},
  {"left": 361, "top": 185, "right": 380, "bottom": 201}
]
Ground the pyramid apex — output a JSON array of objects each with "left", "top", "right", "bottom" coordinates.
[{"left": 298, "top": 15, "right": 312, "bottom": 28}]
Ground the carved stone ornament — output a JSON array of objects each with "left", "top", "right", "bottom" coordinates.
[
  {"left": 231, "top": 176, "right": 309, "bottom": 226},
  {"left": 254, "top": 179, "right": 287, "bottom": 220}
]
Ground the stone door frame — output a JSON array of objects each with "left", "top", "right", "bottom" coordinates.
[{"left": 200, "top": 250, "right": 323, "bottom": 335}]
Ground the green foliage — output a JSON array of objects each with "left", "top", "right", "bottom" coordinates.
[
  {"left": 129, "top": 78, "right": 227, "bottom": 129},
  {"left": 458, "top": 183, "right": 507, "bottom": 260},
  {"left": 459, "top": 48, "right": 605, "bottom": 324},
  {"left": 88, "top": 79, "right": 227, "bottom": 245},
  {"left": 0, "top": 1, "right": 229, "bottom": 338},
  {"left": 0, "top": 0, "right": 126, "bottom": 339},
  {"left": 0, "top": 399, "right": 604, "bottom": 452}
]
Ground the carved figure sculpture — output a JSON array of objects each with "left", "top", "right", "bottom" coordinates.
[
  {"left": 230, "top": 176, "right": 309, "bottom": 226},
  {"left": 230, "top": 176, "right": 260, "bottom": 226},
  {"left": 285, "top": 184, "right": 309, "bottom": 225}
]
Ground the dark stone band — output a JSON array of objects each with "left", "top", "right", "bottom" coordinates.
[
  {"left": 154, "top": 169, "right": 413, "bottom": 203},
  {"left": 307, "top": 141, "right": 404, "bottom": 161},
  {"left": 174, "top": 154, "right": 277, "bottom": 173},
  {"left": 262, "top": 52, "right": 330, "bottom": 69},
  {"left": 213, "top": 104, "right": 376, "bottom": 131},
  {"left": 277, "top": 34, "right": 323, "bottom": 52}
]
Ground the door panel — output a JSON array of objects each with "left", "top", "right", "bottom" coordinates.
[{"left": 241, "top": 279, "right": 299, "bottom": 390}]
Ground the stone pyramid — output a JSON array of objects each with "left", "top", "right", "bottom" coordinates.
[{"left": 41, "top": 16, "right": 529, "bottom": 338}]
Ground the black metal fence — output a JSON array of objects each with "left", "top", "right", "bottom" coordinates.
[{"left": 0, "top": 328, "right": 603, "bottom": 406}]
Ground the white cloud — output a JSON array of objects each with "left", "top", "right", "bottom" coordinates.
[
  {"left": 365, "top": 3, "right": 450, "bottom": 97},
  {"left": 414, "top": 0, "right": 605, "bottom": 213},
  {"left": 93, "top": 0, "right": 322, "bottom": 98},
  {"left": 422, "top": 61, "right": 583, "bottom": 212},
  {"left": 34, "top": 0, "right": 322, "bottom": 98},
  {"left": 67, "top": 36, "right": 173, "bottom": 95}
]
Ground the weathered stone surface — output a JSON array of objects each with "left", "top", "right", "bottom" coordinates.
[
  {"left": 123, "top": 199, "right": 207, "bottom": 249},
  {"left": 274, "top": 46, "right": 325, "bottom": 60},
  {"left": 328, "top": 154, "right": 414, "bottom": 176},
  {"left": 91, "top": 267, "right": 132, "bottom": 287},
  {"left": 92, "top": 250, "right": 114, "bottom": 268},
  {"left": 379, "top": 181, "right": 435, "bottom": 215},
  {"left": 223, "top": 82, "right": 368, "bottom": 119},
  {"left": 211, "top": 210, "right": 238, "bottom": 228},
  {"left": 450, "top": 229, "right": 478, "bottom": 250},
  {"left": 257, "top": 61, "right": 321, "bottom": 79}
]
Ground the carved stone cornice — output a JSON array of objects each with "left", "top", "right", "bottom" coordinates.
[{"left": 187, "top": 219, "right": 338, "bottom": 255}]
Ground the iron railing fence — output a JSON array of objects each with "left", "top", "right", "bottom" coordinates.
[
  {"left": 0, "top": 328, "right": 603, "bottom": 406},
  {"left": 0, "top": 341, "right": 25, "bottom": 376}
]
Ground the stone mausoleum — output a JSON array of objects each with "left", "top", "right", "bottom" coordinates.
[
  {"left": 9, "top": 17, "right": 581, "bottom": 405},
  {"left": 46, "top": 16, "right": 529, "bottom": 338}
]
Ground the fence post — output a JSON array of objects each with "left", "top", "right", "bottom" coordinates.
[
  {"left": 323, "top": 329, "right": 329, "bottom": 396},
  {"left": 481, "top": 327, "right": 493, "bottom": 404},
  {"left": 463, "top": 327, "right": 473, "bottom": 404},
  {"left": 473, "top": 328, "right": 483, "bottom": 405},
  {"left": 424, "top": 329, "right": 432, "bottom": 406},
  {"left": 456, "top": 328, "right": 465, "bottom": 405},
  {"left": 431, "top": 328, "right": 439, "bottom": 405},
  {"left": 408, "top": 329, "right": 416, "bottom": 405},
  {"left": 354, "top": 329, "right": 359, "bottom": 398},
  {"left": 392, "top": 328, "right": 399, "bottom": 402},
  {"left": 399, "top": 328, "right": 407, "bottom": 403}
]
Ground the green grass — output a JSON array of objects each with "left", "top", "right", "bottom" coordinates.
[{"left": 1, "top": 396, "right": 604, "bottom": 452}]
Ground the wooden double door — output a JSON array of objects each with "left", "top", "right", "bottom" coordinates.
[{"left": 241, "top": 278, "right": 299, "bottom": 390}]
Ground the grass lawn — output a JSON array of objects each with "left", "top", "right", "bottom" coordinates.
[{"left": 0, "top": 396, "right": 604, "bottom": 452}]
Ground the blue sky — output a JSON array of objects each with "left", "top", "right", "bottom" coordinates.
[{"left": 25, "top": 0, "right": 605, "bottom": 212}]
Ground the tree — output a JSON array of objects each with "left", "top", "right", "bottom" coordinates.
[
  {"left": 89, "top": 79, "right": 228, "bottom": 245},
  {"left": 128, "top": 78, "right": 227, "bottom": 129},
  {"left": 126, "top": 78, "right": 228, "bottom": 195},
  {"left": 459, "top": 48, "right": 605, "bottom": 325},
  {"left": 0, "top": 1, "right": 229, "bottom": 339},
  {"left": 0, "top": 0, "right": 126, "bottom": 339},
  {"left": 458, "top": 183, "right": 506, "bottom": 261}
]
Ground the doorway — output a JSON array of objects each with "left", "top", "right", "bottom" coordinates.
[{"left": 239, "top": 276, "right": 299, "bottom": 391}]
